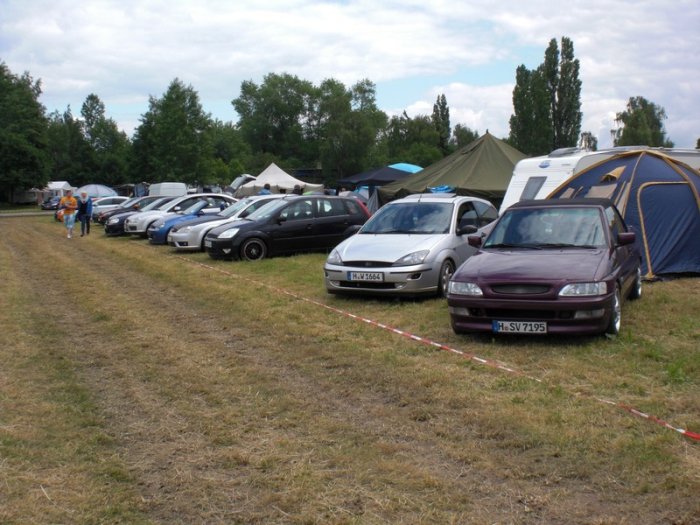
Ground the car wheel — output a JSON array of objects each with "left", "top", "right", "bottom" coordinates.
[
  {"left": 629, "top": 267, "right": 642, "bottom": 300},
  {"left": 241, "top": 238, "right": 267, "bottom": 261},
  {"left": 437, "top": 259, "right": 455, "bottom": 297},
  {"left": 605, "top": 286, "right": 622, "bottom": 335}
]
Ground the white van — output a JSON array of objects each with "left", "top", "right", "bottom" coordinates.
[
  {"left": 499, "top": 146, "right": 700, "bottom": 214},
  {"left": 148, "top": 182, "right": 187, "bottom": 197}
]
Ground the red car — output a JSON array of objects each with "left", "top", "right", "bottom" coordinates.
[{"left": 447, "top": 198, "right": 642, "bottom": 336}]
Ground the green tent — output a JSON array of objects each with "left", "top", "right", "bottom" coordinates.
[{"left": 377, "top": 132, "right": 527, "bottom": 208}]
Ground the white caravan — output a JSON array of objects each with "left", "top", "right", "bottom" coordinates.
[{"left": 500, "top": 146, "right": 700, "bottom": 214}]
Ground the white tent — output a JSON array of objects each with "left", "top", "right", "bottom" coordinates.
[
  {"left": 47, "top": 181, "right": 73, "bottom": 197},
  {"left": 235, "top": 163, "right": 323, "bottom": 197}
]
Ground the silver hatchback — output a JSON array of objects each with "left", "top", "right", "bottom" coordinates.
[{"left": 324, "top": 194, "right": 498, "bottom": 297}]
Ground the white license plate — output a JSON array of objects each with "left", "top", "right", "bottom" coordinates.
[
  {"left": 204, "top": 240, "right": 212, "bottom": 248},
  {"left": 492, "top": 320, "right": 547, "bottom": 334},
  {"left": 348, "top": 271, "right": 384, "bottom": 282}
]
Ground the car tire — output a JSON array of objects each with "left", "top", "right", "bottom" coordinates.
[
  {"left": 437, "top": 259, "right": 455, "bottom": 297},
  {"left": 605, "top": 286, "right": 622, "bottom": 336},
  {"left": 240, "top": 238, "right": 267, "bottom": 261},
  {"left": 629, "top": 267, "right": 642, "bottom": 300}
]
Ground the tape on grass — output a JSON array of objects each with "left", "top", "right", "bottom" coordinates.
[{"left": 178, "top": 256, "right": 700, "bottom": 442}]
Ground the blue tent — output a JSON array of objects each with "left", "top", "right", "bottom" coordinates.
[{"left": 548, "top": 150, "right": 700, "bottom": 279}]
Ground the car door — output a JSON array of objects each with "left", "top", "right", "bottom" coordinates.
[
  {"left": 312, "top": 197, "right": 356, "bottom": 249},
  {"left": 267, "top": 198, "right": 317, "bottom": 254}
]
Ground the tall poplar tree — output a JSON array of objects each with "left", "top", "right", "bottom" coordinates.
[{"left": 431, "top": 94, "right": 451, "bottom": 155}]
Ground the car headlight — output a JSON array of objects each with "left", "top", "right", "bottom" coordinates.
[
  {"left": 178, "top": 226, "right": 192, "bottom": 233},
  {"left": 326, "top": 248, "right": 342, "bottom": 265},
  {"left": 217, "top": 228, "right": 239, "bottom": 239},
  {"left": 107, "top": 217, "right": 119, "bottom": 225},
  {"left": 448, "top": 281, "right": 483, "bottom": 296},
  {"left": 394, "top": 250, "right": 430, "bottom": 266},
  {"left": 151, "top": 221, "right": 164, "bottom": 230},
  {"left": 559, "top": 282, "right": 607, "bottom": 297}
]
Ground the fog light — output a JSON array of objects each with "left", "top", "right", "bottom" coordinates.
[
  {"left": 449, "top": 306, "right": 470, "bottom": 316},
  {"left": 574, "top": 309, "right": 605, "bottom": 319}
]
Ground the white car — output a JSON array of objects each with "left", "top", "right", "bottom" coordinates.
[
  {"left": 124, "top": 193, "right": 236, "bottom": 237},
  {"left": 90, "top": 196, "right": 130, "bottom": 220},
  {"left": 167, "top": 195, "right": 285, "bottom": 251},
  {"left": 324, "top": 194, "right": 498, "bottom": 297}
]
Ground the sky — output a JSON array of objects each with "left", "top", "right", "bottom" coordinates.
[{"left": 2, "top": 0, "right": 699, "bottom": 150}]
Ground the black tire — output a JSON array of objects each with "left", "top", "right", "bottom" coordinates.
[
  {"left": 605, "top": 286, "right": 622, "bottom": 336},
  {"left": 240, "top": 238, "right": 267, "bottom": 261},
  {"left": 629, "top": 267, "right": 642, "bottom": 300},
  {"left": 437, "top": 259, "right": 455, "bottom": 297}
]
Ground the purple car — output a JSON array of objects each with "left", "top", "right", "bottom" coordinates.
[{"left": 447, "top": 198, "right": 642, "bottom": 336}]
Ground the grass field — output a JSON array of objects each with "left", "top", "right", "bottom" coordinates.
[{"left": 1, "top": 215, "right": 698, "bottom": 524}]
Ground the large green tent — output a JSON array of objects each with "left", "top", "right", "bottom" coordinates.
[{"left": 377, "top": 132, "right": 527, "bottom": 208}]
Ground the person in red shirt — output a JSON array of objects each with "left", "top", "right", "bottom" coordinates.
[{"left": 58, "top": 190, "right": 78, "bottom": 238}]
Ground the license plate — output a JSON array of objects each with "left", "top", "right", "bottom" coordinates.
[
  {"left": 348, "top": 271, "right": 384, "bottom": 282},
  {"left": 492, "top": 320, "right": 547, "bottom": 334},
  {"left": 204, "top": 240, "right": 212, "bottom": 248}
]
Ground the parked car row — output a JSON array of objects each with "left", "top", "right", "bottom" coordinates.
[{"left": 96, "top": 191, "right": 642, "bottom": 337}]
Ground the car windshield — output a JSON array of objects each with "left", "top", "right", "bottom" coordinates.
[
  {"left": 244, "top": 199, "right": 291, "bottom": 221},
  {"left": 182, "top": 200, "right": 208, "bottom": 214},
  {"left": 142, "top": 198, "right": 173, "bottom": 211},
  {"left": 484, "top": 207, "right": 607, "bottom": 249},
  {"left": 360, "top": 202, "right": 452, "bottom": 234},
  {"left": 219, "top": 198, "right": 256, "bottom": 218}
]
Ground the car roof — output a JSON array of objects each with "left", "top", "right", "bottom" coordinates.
[
  {"left": 509, "top": 198, "right": 614, "bottom": 209},
  {"left": 392, "top": 193, "right": 492, "bottom": 205}
]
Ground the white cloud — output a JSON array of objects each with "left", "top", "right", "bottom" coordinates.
[{"left": 1, "top": 0, "right": 698, "bottom": 147}]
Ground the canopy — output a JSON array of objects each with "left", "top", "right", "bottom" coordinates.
[
  {"left": 339, "top": 166, "right": 418, "bottom": 187},
  {"left": 76, "top": 184, "right": 117, "bottom": 198},
  {"left": 235, "top": 163, "right": 324, "bottom": 197},
  {"left": 378, "top": 132, "right": 527, "bottom": 208},
  {"left": 548, "top": 150, "right": 700, "bottom": 279}
]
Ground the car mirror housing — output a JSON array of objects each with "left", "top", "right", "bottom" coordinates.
[
  {"left": 617, "top": 231, "right": 636, "bottom": 246},
  {"left": 458, "top": 224, "right": 478, "bottom": 236},
  {"left": 467, "top": 235, "right": 482, "bottom": 248}
]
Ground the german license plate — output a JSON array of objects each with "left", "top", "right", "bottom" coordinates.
[
  {"left": 204, "top": 240, "right": 212, "bottom": 248},
  {"left": 348, "top": 271, "right": 384, "bottom": 282},
  {"left": 492, "top": 320, "right": 547, "bottom": 334}
]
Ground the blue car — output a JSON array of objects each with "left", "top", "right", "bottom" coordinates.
[{"left": 147, "top": 200, "right": 223, "bottom": 244}]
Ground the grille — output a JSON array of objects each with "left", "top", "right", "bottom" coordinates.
[
  {"left": 491, "top": 284, "right": 550, "bottom": 295},
  {"left": 337, "top": 281, "right": 398, "bottom": 290},
  {"left": 342, "top": 261, "right": 392, "bottom": 268}
]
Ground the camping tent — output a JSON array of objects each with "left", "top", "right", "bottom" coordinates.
[
  {"left": 235, "top": 163, "right": 324, "bottom": 197},
  {"left": 46, "top": 181, "right": 73, "bottom": 197},
  {"left": 76, "top": 184, "right": 117, "bottom": 198},
  {"left": 548, "top": 150, "right": 700, "bottom": 279},
  {"left": 338, "top": 165, "right": 420, "bottom": 187},
  {"left": 377, "top": 132, "right": 527, "bottom": 208}
]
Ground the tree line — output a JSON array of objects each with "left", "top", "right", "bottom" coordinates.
[{"left": 0, "top": 36, "right": 679, "bottom": 202}]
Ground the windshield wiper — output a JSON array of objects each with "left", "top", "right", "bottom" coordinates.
[{"left": 485, "top": 243, "right": 542, "bottom": 250}]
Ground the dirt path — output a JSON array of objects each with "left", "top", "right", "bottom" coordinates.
[{"left": 1, "top": 217, "right": 697, "bottom": 524}]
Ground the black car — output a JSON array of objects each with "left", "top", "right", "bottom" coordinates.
[
  {"left": 204, "top": 195, "right": 371, "bottom": 261},
  {"left": 103, "top": 196, "right": 176, "bottom": 236},
  {"left": 40, "top": 196, "right": 61, "bottom": 210}
]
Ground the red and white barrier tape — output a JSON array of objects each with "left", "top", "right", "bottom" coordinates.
[{"left": 177, "top": 256, "right": 700, "bottom": 442}]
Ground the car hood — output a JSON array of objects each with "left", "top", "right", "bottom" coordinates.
[
  {"left": 455, "top": 248, "right": 608, "bottom": 282},
  {"left": 334, "top": 234, "right": 446, "bottom": 262},
  {"left": 173, "top": 215, "right": 221, "bottom": 230}
]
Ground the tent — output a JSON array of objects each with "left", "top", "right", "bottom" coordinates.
[
  {"left": 76, "top": 184, "right": 117, "bottom": 198},
  {"left": 338, "top": 165, "right": 419, "bottom": 188},
  {"left": 377, "top": 132, "right": 527, "bottom": 208},
  {"left": 46, "top": 181, "right": 73, "bottom": 197},
  {"left": 235, "top": 163, "right": 324, "bottom": 197},
  {"left": 548, "top": 150, "right": 700, "bottom": 279}
]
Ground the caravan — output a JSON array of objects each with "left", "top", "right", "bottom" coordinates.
[{"left": 500, "top": 147, "right": 700, "bottom": 214}]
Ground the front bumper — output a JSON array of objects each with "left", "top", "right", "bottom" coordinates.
[{"left": 324, "top": 262, "right": 440, "bottom": 296}]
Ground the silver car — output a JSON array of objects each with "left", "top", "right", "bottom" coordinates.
[
  {"left": 167, "top": 195, "right": 285, "bottom": 251},
  {"left": 324, "top": 194, "right": 498, "bottom": 297}
]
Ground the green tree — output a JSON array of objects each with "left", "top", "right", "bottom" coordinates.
[
  {"left": 613, "top": 96, "right": 674, "bottom": 147},
  {"left": 509, "top": 37, "right": 582, "bottom": 155},
  {"left": 131, "top": 78, "right": 214, "bottom": 184},
  {"left": 45, "top": 107, "right": 94, "bottom": 187},
  {"left": 0, "top": 62, "right": 49, "bottom": 201},
  {"left": 80, "top": 94, "right": 131, "bottom": 186},
  {"left": 431, "top": 94, "right": 450, "bottom": 155},
  {"left": 450, "top": 124, "right": 479, "bottom": 149},
  {"left": 232, "top": 73, "right": 318, "bottom": 167},
  {"left": 579, "top": 131, "right": 598, "bottom": 151},
  {"left": 380, "top": 112, "right": 442, "bottom": 167},
  {"left": 207, "top": 120, "right": 252, "bottom": 185}
]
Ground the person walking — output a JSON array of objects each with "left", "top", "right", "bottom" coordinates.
[
  {"left": 58, "top": 190, "right": 78, "bottom": 239},
  {"left": 76, "top": 191, "right": 93, "bottom": 236}
]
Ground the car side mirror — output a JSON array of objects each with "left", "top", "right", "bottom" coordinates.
[
  {"left": 467, "top": 235, "right": 483, "bottom": 248},
  {"left": 458, "top": 224, "right": 478, "bottom": 236},
  {"left": 617, "top": 231, "right": 636, "bottom": 246},
  {"left": 277, "top": 215, "right": 287, "bottom": 224},
  {"left": 173, "top": 206, "right": 181, "bottom": 212}
]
